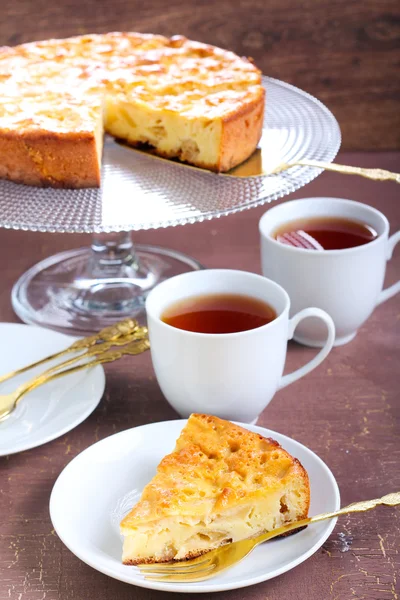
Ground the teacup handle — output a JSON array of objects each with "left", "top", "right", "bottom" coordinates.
[
  {"left": 278, "top": 308, "right": 335, "bottom": 390},
  {"left": 376, "top": 231, "right": 400, "bottom": 306}
]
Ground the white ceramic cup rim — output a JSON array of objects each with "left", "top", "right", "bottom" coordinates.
[
  {"left": 145, "top": 269, "right": 291, "bottom": 339},
  {"left": 259, "top": 197, "right": 390, "bottom": 256}
]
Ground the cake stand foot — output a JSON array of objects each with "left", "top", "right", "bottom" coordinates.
[{"left": 12, "top": 233, "right": 203, "bottom": 336}]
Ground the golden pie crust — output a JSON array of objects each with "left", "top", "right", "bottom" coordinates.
[
  {"left": 0, "top": 33, "right": 265, "bottom": 188},
  {"left": 120, "top": 414, "right": 310, "bottom": 564}
]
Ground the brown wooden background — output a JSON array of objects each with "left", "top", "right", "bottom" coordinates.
[{"left": 2, "top": 0, "right": 400, "bottom": 151}]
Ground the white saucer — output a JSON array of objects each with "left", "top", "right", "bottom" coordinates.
[
  {"left": 50, "top": 420, "right": 340, "bottom": 594},
  {"left": 0, "top": 323, "right": 105, "bottom": 456}
]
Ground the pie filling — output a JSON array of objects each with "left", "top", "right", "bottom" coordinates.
[
  {"left": 105, "top": 95, "right": 221, "bottom": 168},
  {"left": 95, "top": 106, "right": 105, "bottom": 170},
  {"left": 122, "top": 488, "right": 304, "bottom": 563}
]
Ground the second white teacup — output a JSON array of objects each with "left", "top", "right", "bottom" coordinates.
[
  {"left": 260, "top": 197, "right": 400, "bottom": 347},
  {"left": 146, "top": 269, "right": 335, "bottom": 424}
]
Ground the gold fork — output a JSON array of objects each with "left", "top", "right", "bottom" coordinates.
[
  {"left": 138, "top": 491, "right": 400, "bottom": 583},
  {"left": 0, "top": 318, "right": 139, "bottom": 385},
  {"left": 0, "top": 329, "right": 149, "bottom": 422},
  {"left": 131, "top": 144, "right": 400, "bottom": 183}
]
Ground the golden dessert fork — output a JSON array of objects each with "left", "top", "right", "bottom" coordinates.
[
  {"left": 133, "top": 146, "right": 400, "bottom": 183},
  {"left": 138, "top": 491, "right": 400, "bottom": 583},
  {"left": 0, "top": 318, "right": 139, "bottom": 385},
  {"left": 0, "top": 328, "right": 149, "bottom": 422}
]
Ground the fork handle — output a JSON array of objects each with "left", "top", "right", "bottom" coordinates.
[
  {"left": 35, "top": 327, "right": 148, "bottom": 379},
  {"left": 9, "top": 338, "right": 150, "bottom": 411},
  {"left": 0, "top": 318, "right": 139, "bottom": 385},
  {"left": 258, "top": 491, "right": 400, "bottom": 543},
  {"left": 294, "top": 160, "right": 400, "bottom": 183}
]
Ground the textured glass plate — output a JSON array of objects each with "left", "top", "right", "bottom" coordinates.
[{"left": 0, "top": 77, "right": 341, "bottom": 234}]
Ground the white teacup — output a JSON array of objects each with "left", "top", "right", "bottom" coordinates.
[
  {"left": 146, "top": 269, "right": 335, "bottom": 423},
  {"left": 260, "top": 197, "right": 400, "bottom": 347}
]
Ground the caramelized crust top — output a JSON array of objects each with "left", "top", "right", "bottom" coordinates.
[
  {"left": 0, "top": 33, "right": 263, "bottom": 133},
  {"left": 121, "top": 414, "right": 309, "bottom": 529}
]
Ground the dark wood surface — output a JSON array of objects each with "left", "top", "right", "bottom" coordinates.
[
  {"left": 0, "top": 151, "right": 399, "bottom": 599},
  {"left": 2, "top": 0, "right": 400, "bottom": 151}
]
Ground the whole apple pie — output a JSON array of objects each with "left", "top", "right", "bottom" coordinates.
[{"left": 0, "top": 33, "right": 265, "bottom": 188}]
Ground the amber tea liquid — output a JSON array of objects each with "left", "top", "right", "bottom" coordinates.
[
  {"left": 273, "top": 216, "right": 378, "bottom": 250},
  {"left": 162, "top": 293, "right": 277, "bottom": 334}
]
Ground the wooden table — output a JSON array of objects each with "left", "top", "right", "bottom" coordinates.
[{"left": 1, "top": 151, "right": 399, "bottom": 600}]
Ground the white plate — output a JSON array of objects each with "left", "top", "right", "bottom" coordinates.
[
  {"left": 50, "top": 420, "right": 340, "bottom": 593},
  {"left": 0, "top": 323, "right": 105, "bottom": 456}
]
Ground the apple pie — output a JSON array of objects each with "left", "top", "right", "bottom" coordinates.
[
  {"left": 120, "top": 414, "right": 310, "bottom": 564},
  {"left": 0, "top": 33, "right": 265, "bottom": 188}
]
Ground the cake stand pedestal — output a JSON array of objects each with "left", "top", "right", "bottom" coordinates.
[
  {"left": 12, "top": 233, "right": 203, "bottom": 334},
  {"left": 0, "top": 77, "right": 341, "bottom": 335}
]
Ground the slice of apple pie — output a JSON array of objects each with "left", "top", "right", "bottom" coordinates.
[{"left": 120, "top": 413, "right": 310, "bottom": 564}]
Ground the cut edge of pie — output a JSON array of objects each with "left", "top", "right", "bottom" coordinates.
[
  {"left": 105, "top": 87, "right": 265, "bottom": 174},
  {"left": 120, "top": 413, "right": 310, "bottom": 565}
]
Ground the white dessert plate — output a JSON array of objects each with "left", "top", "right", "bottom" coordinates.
[
  {"left": 0, "top": 323, "right": 105, "bottom": 456},
  {"left": 50, "top": 419, "right": 340, "bottom": 593}
]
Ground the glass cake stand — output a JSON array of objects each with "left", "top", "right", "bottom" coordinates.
[{"left": 0, "top": 77, "right": 341, "bottom": 335}]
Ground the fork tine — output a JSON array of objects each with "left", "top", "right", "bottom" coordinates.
[
  {"left": 138, "top": 554, "right": 212, "bottom": 572},
  {"left": 139, "top": 564, "right": 209, "bottom": 575},
  {"left": 143, "top": 564, "right": 216, "bottom": 583},
  {"left": 142, "top": 564, "right": 215, "bottom": 578}
]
